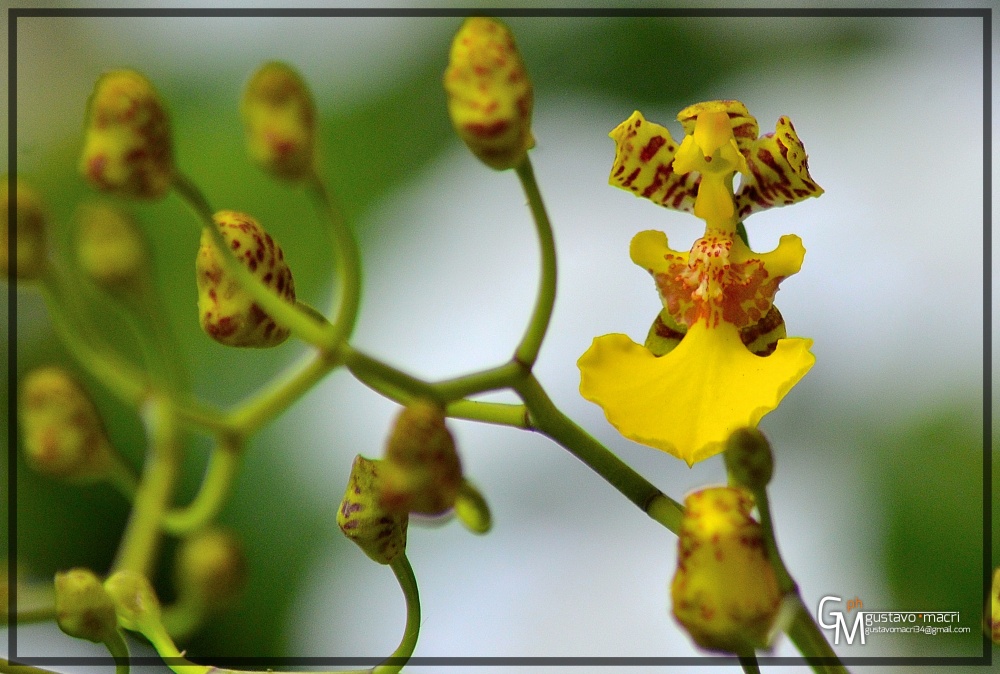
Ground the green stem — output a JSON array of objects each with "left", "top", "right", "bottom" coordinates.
[
  {"left": 433, "top": 361, "right": 524, "bottom": 402},
  {"left": 0, "top": 582, "right": 56, "bottom": 625},
  {"left": 104, "top": 629, "right": 131, "bottom": 674},
  {"left": 112, "top": 398, "right": 181, "bottom": 577},
  {"left": 172, "top": 172, "right": 336, "bottom": 350},
  {"left": 105, "top": 447, "right": 140, "bottom": 501},
  {"left": 786, "top": 596, "right": 850, "bottom": 674},
  {"left": 514, "top": 374, "right": 683, "bottom": 534},
  {"left": 162, "top": 438, "right": 241, "bottom": 535},
  {"left": 306, "top": 170, "right": 362, "bottom": 343},
  {"left": 750, "top": 486, "right": 847, "bottom": 672},
  {"left": 228, "top": 348, "right": 340, "bottom": 434},
  {"left": 341, "top": 344, "right": 440, "bottom": 403},
  {"left": 737, "top": 651, "right": 761, "bottom": 674},
  {"left": 513, "top": 158, "right": 557, "bottom": 369},
  {"left": 0, "top": 658, "right": 58, "bottom": 674},
  {"left": 39, "top": 274, "right": 148, "bottom": 405},
  {"left": 445, "top": 399, "right": 528, "bottom": 428},
  {"left": 374, "top": 554, "right": 421, "bottom": 674}
]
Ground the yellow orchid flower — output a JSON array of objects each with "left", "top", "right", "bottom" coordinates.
[{"left": 580, "top": 101, "right": 822, "bottom": 466}]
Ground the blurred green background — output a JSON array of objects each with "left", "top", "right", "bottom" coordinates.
[{"left": 2, "top": 5, "right": 991, "bottom": 671}]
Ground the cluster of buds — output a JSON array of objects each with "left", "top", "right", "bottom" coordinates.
[
  {"left": 79, "top": 70, "right": 174, "bottom": 200},
  {"left": 671, "top": 487, "right": 781, "bottom": 653},
  {"left": 1, "top": 177, "right": 49, "bottom": 280},
  {"left": 241, "top": 62, "right": 317, "bottom": 181},
  {"left": 444, "top": 17, "right": 534, "bottom": 171},
  {"left": 19, "top": 366, "right": 122, "bottom": 483},
  {"left": 195, "top": 210, "right": 296, "bottom": 348}
]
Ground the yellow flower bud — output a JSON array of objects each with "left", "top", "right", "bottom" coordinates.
[
  {"left": 724, "top": 428, "right": 774, "bottom": 490},
  {"left": 1, "top": 176, "right": 48, "bottom": 280},
  {"left": 671, "top": 487, "right": 781, "bottom": 653},
  {"left": 338, "top": 455, "right": 408, "bottom": 565},
  {"left": 454, "top": 480, "right": 492, "bottom": 534},
  {"left": 19, "top": 366, "right": 116, "bottom": 482},
  {"left": 444, "top": 17, "right": 534, "bottom": 170},
  {"left": 54, "top": 568, "right": 118, "bottom": 643},
  {"left": 174, "top": 527, "right": 247, "bottom": 608},
  {"left": 76, "top": 203, "right": 150, "bottom": 293},
  {"left": 241, "top": 62, "right": 316, "bottom": 181},
  {"left": 79, "top": 70, "right": 173, "bottom": 200},
  {"left": 379, "top": 401, "right": 463, "bottom": 516},
  {"left": 103, "top": 569, "right": 161, "bottom": 633},
  {"left": 195, "top": 210, "right": 296, "bottom": 348}
]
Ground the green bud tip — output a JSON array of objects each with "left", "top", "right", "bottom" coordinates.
[
  {"left": 174, "top": 527, "right": 248, "bottom": 608},
  {"left": 103, "top": 569, "right": 162, "bottom": 634},
  {"left": 724, "top": 427, "right": 774, "bottom": 490},
  {"left": 76, "top": 202, "right": 150, "bottom": 293}
]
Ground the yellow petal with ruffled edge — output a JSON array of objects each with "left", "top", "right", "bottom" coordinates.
[
  {"left": 608, "top": 111, "right": 699, "bottom": 213},
  {"left": 578, "top": 322, "right": 814, "bottom": 466},
  {"left": 736, "top": 115, "right": 823, "bottom": 218}
]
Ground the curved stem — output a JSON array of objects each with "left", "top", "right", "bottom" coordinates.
[
  {"left": 162, "top": 439, "right": 241, "bottom": 535},
  {"left": 341, "top": 344, "right": 440, "bottom": 403},
  {"left": 228, "top": 348, "right": 340, "bottom": 434},
  {"left": 172, "top": 172, "right": 336, "bottom": 350},
  {"left": 432, "top": 361, "right": 524, "bottom": 402},
  {"left": 112, "top": 398, "right": 181, "bottom": 577},
  {"left": 374, "top": 554, "right": 421, "bottom": 674},
  {"left": 514, "top": 374, "right": 683, "bottom": 534},
  {"left": 39, "top": 274, "right": 149, "bottom": 405},
  {"left": 513, "top": 158, "right": 557, "bottom": 369},
  {"left": 306, "top": 170, "right": 362, "bottom": 343},
  {"left": 103, "top": 629, "right": 131, "bottom": 674}
]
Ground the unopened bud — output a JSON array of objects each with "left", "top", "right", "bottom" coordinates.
[
  {"left": 338, "top": 455, "right": 408, "bottom": 565},
  {"left": 20, "top": 367, "right": 116, "bottom": 482},
  {"left": 1, "top": 176, "right": 48, "bottom": 280},
  {"left": 454, "top": 480, "right": 492, "bottom": 534},
  {"left": 379, "top": 401, "right": 463, "bottom": 516},
  {"left": 444, "top": 17, "right": 534, "bottom": 170},
  {"left": 242, "top": 62, "right": 316, "bottom": 181},
  {"left": 103, "top": 569, "right": 161, "bottom": 633},
  {"left": 80, "top": 70, "right": 173, "bottom": 200},
  {"left": 196, "top": 210, "right": 296, "bottom": 348},
  {"left": 174, "top": 527, "right": 248, "bottom": 608},
  {"left": 724, "top": 428, "right": 774, "bottom": 490},
  {"left": 76, "top": 203, "right": 150, "bottom": 293},
  {"left": 671, "top": 487, "right": 781, "bottom": 653},
  {"left": 54, "top": 568, "right": 118, "bottom": 643}
]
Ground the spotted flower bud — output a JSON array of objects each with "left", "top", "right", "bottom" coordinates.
[
  {"left": 338, "top": 455, "right": 408, "bottom": 565},
  {"left": 19, "top": 366, "right": 116, "bottom": 482},
  {"left": 80, "top": 70, "right": 173, "bottom": 199},
  {"left": 724, "top": 428, "right": 774, "bottom": 491},
  {"left": 379, "top": 401, "right": 463, "bottom": 516},
  {"left": 671, "top": 487, "right": 781, "bottom": 653},
  {"left": 76, "top": 203, "right": 150, "bottom": 294},
  {"left": 54, "top": 568, "right": 118, "bottom": 643},
  {"left": 174, "top": 527, "right": 248, "bottom": 608},
  {"left": 103, "top": 569, "right": 161, "bottom": 633},
  {"left": 241, "top": 62, "right": 316, "bottom": 181},
  {"left": 444, "top": 17, "right": 534, "bottom": 170},
  {"left": 1, "top": 176, "right": 48, "bottom": 280},
  {"left": 196, "top": 210, "right": 296, "bottom": 348}
]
